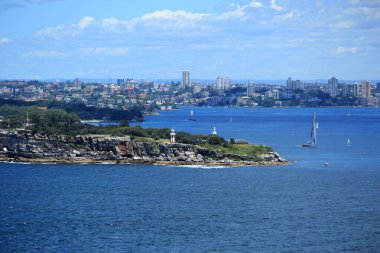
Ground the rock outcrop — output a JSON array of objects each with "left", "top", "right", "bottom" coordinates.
[{"left": 0, "top": 130, "right": 287, "bottom": 166}]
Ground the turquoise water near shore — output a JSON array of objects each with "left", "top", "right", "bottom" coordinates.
[{"left": 1, "top": 107, "right": 380, "bottom": 252}]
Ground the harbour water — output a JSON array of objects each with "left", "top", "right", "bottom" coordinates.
[{"left": 1, "top": 107, "right": 380, "bottom": 252}]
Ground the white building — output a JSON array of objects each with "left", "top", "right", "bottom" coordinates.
[
  {"left": 247, "top": 83, "right": 255, "bottom": 97},
  {"left": 170, "top": 128, "right": 176, "bottom": 144},
  {"left": 74, "top": 78, "right": 81, "bottom": 90},
  {"left": 216, "top": 76, "right": 231, "bottom": 91},
  {"left": 328, "top": 77, "right": 338, "bottom": 97}
]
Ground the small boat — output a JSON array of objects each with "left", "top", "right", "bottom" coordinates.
[
  {"left": 302, "top": 112, "right": 318, "bottom": 147},
  {"left": 324, "top": 162, "right": 329, "bottom": 167},
  {"left": 189, "top": 110, "right": 196, "bottom": 121}
]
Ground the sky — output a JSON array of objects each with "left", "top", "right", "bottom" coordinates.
[{"left": 0, "top": 0, "right": 379, "bottom": 80}]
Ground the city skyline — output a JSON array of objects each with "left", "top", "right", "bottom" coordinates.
[{"left": 1, "top": 0, "right": 380, "bottom": 80}]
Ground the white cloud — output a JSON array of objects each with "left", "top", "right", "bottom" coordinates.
[
  {"left": 138, "top": 9, "right": 209, "bottom": 21},
  {"left": 249, "top": 1, "right": 263, "bottom": 8},
  {"left": 78, "top": 16, "right": 94, "bottom": 29},
  {"left": 80, "top": 47, "right": 129, "bottom": 56},
  {"left": 35, "top": 16, "right": 95, "bottom": 39},
  {"left": 23, "top": 50, "right": 67, "bottom": 58},
  {"left": 102, "top": 17, "right": 120, "bottom": 26},
  {"left": 270, "top": 0, "right": 284, "bottom": 11},
  {"left": 333, "top": 21, "right": 355, "bottom": 29},
  {"left": 129, "top": 9, "right": 211, "bottom": 29},
  {"left": 220, "top": 1, "right": 263, "bottom": 19},
  {"left": 334, "top": 46, "right": 358, "bottom": 54},
  {"left": 0, "top": 37, "right": 12, "bottom": 45},
  {"left": 220, "top": 5, "right": 246, "bottom": 19},
  {"left": 278, "top": 11, "right": 297, "bottom": 21}
]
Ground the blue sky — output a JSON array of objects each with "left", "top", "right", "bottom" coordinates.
[{"left": 0, "top": 0, "right": 379, "bottom": 80}]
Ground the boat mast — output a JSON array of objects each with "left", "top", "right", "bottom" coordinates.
[
  {"left": 312, "top": 112, "right": 317, "bottom": 145},
  {"left": 309, "top": 112, "right": 317, "bottom": 145}
]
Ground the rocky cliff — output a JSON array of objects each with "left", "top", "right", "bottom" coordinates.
[{"left": 0, "top": 130, "right": 287, "bottom": 166}]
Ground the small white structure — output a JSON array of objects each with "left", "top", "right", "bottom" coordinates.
[
  {"left": 211, "top": 126, "right": 217, "bottom": 135},
  {"left": 170, "top": 128, "right": 176, "bottom": 144}
]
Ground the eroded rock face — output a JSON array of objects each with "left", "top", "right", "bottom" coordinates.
[{"left": 0, "top": 131, "right": 287, "bottom": 166}]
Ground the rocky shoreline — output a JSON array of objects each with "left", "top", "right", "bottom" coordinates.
[{"left": 0, "top": 131, "right": 288, "bottom": 167}]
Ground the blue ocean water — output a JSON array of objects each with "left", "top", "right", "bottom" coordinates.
[{"left": 1, "top": 107, "right": 380, "bottom": 252}]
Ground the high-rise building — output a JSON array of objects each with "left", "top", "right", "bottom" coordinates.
[
  {"left": 74, "top": 78, "right": 81, "bottom": 90},
  {"left": 361, "top": 81, "right": 372, "bottom": 98},
  {"left": 287, "top": 77, "right": 304, "bottom": 90},
  {"left": 287, "top": 77, "right": 293, "bottom": 90},
  {"left": 117, "top": 79, "right": 125, "bottom": 85},
  {"left": 294, "top": 80, "right": 304, "bottom": 90},
  {"left": 182, "top": 71, "right": 190, "bottom": 88},
  {"left": 342, "top": 84, "right": 351, "bottom": 97},
  {"left": 353, "top": 82, "right": 361, "bottom": 97},
  {"left": 247, "top": 82, "right": 255, "bottom": 97},
  {"left": 328, "top": 77, "right": 338, "bottom": 97},
  {"left": 224, "top": 77, "right": 231, "bottom": 90},
  {"left": 376, "top": 82, "right": 380, "bottom": 92},
  {"left": 272, "top": 90, "right": 280, "bottom": 100},
  {"left": 216, "top": 76, "right": 231, "bottom": 91}
]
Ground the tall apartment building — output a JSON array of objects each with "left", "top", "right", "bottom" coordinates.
[
  {"left": 247, "top": 82, "right": 255, "bottom": 97},
  {"left": 182, "top": 71, "right": 190, "bottom": 88},
  {"left": 216, "top": 76, "right": 231, "bottom": 91},
  {"left": 353, "top": 82, "right": 361, "bottom": 97},
  {"left": 328, "top": 77, "right": 338, "bottom": 97},
  {"left": 287, "top": 77, "right": 293, "bottom": 90},
  {"left": 294, "top": 80, "right": 305, "bottom": 90},
  {"left": 74, "top": 78, "right": 81, "bottom": 90},
  {"left": 342, "top": 84, "right": 351, "bottom": 97},
  {"left": 287, "top": 77, "right": 304, "bottom": 90},
  {"left": 361, "top": 81, "right": 372, "bottom": 98}
]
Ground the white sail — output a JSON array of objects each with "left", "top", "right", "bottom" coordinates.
[{"left": 309, "top": 112, "right": 317, "bottom": 145}]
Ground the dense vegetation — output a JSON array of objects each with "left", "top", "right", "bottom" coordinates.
[{"left": 0, "top": 98, "right": 144, "bottom": 121}]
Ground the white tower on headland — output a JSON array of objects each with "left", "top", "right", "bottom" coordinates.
[
  {"left": 170, "top": 128, "right": 176, "bottom": 144},
  {"left": 211, "top": 126, "right": 217, "bottom": 135}
]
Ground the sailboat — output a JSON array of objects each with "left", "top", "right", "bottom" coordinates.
[
  {"left": 302, "top": 112, "right": 318, "bottom": 147},
  {"left": 229, "top": 117, "right": 232, "bottom": 123},
  {"left": 348, "top": 111, "right": 351, "bottom": 117},
  {"left": 189, "top": 110, "right": 196, "bottom": 121},
  {"left": 347, "top": 138, "right": 351, "bottom": 146}
]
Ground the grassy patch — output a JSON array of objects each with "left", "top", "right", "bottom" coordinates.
[{"left": 201, "top": 144, "right": 272, "bottom": 158}]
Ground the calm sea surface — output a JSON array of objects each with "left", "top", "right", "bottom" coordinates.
[{"left": 1, "top": 107, "right": 380, "bottom": 252}]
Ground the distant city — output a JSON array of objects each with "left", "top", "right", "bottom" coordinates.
[{"left": 1, "top": 72, "right": 380, "bottom": 112}]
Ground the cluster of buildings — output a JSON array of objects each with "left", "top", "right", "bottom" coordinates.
[{"left": 0, "top": 72, "right": 379, "bottom": 110}]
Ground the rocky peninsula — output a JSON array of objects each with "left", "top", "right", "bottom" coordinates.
[{"left": 0, "top": 130, "right": 287, "bottom": 167}]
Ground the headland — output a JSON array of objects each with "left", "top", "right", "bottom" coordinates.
[{"left": 0, "top": 130, "right": 287, "bottom": 167}]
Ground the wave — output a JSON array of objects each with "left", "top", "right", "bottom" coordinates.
[
  {"left": 167, "top": 165, "right": 229, "bottom": 169},
  {"left": 0, "top": 161, "right": 32, "bottom": 165}
]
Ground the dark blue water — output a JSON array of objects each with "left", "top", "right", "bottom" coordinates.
[{"left": 1, "top": 107, "right": 380, "bottom": 252}]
